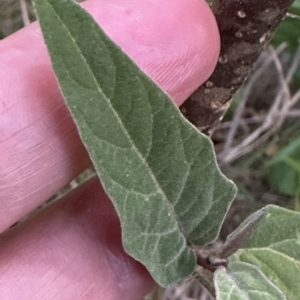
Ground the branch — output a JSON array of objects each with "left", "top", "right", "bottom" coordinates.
[{"left": 180, "top": 0, "right": 295, "bottom": 135}]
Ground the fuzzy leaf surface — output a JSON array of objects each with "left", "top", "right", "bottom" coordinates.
[
  {"left": 32, "top": 0, "right": 236, "bottom": 286},
  {"left": 215, "top": 205, "right": 300, "bottom": 299}
]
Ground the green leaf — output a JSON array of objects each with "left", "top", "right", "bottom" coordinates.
[
  {"left": 32, "top": 0, "right": 236, "bottom": 286},
  {"left": 290, "top": 0, "right": 300, "bottom": 10},
  {"left": 267, "top": 136, "right": 300, "bottom": 196},
  {"left": 215, "top": 264, "right": 286, "bottom": 300},
  {"left": 271, "top": 0, "right": 300, "bottom": 87},
  {"left": 272, "top": 17, "right": 300, "bottom": 52},
  {"left": 215, "top": 205, "right": 300, "bottom": 299},
  {"left": 272, "top": 0, "right": 300, "bottom": 51}
]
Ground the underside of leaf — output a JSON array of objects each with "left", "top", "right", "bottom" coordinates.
[
  {"left": 32, "top": 0, "right": 236, "bottom": 286},
  {"left": 215, "top": 205, "right": 300, "bottom": 300}
]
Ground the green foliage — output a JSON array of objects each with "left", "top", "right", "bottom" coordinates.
[
  {"left": 31, "top": 0, "right": 300, "bottom": 294},
  {"left": 32, "top": 0, "right": 236, "bottom": 286},
  {"left": 272, "top": 0, "right": 300, "bottom": 51},
  {"left": 272, "top": 18, "right": 300, "bottom": 52},
  {"left": 215, "top": 264, "right": 286, "bottom": 300},
  {"left": 272, "top": 0, "right": 300, "bottom": 86},
  {"left": 267, "top": 136, "right": 300, "bottom": 196},
  {"left": 215, "top": 205, "right": 300, "bottom": 299}
]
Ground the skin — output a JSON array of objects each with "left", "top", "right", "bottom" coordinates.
[{"left": 0, "top": 0, "right": 220, "bottom": 299}]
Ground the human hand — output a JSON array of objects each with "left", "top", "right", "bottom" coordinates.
[{"left": 0, "top": 0, "right": 220, "bottom": 299}]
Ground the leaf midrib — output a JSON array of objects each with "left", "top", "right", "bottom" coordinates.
[{"left": 46, "top": 1, "right": 188, "bottom": 240}]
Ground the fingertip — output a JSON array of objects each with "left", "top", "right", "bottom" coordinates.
[
  {"left": 0, "top": 178, "right": 155, "bottom": 300},
  {"left": 84, "top": 0, "right": 220, "bottom": 105}
]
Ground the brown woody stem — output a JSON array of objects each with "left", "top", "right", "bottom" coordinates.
[{"left": 180, "top": 0, "right": 295, "bottom": 135}]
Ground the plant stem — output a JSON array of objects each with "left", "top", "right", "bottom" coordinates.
[{"left": 181, "top": 0, "right": 295, "bottom": 135}]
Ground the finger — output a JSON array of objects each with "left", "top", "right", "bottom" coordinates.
[
  {"left": 0, "top": 0, "right": 220, "bottom": 232},
  {"left": 0, "top": 177, "right": 155, "bottom": 300}
]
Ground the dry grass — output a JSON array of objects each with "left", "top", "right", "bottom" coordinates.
[{"left": 218, "top": 44, "right": 300, "bottom": 164}]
